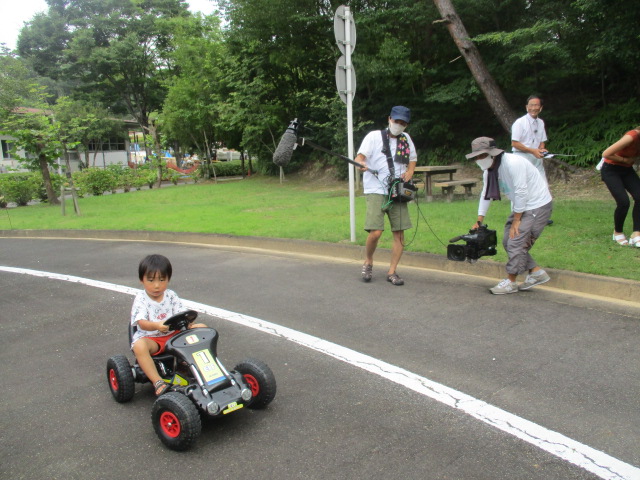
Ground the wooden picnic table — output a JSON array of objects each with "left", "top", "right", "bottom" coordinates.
[{"left": 413, "top": 165, "right": 458, "bottom": 201}]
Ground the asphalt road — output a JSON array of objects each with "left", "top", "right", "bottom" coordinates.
[{"left": 1, "top": 237, "right": 638, "bottom": 480}]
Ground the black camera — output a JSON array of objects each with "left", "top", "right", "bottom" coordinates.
[
  {"left": 447, "top": 224, "right": 498, "bottom": 262},
  {"left": 389, "top": 179, "right": 418, "bottom": 203}
]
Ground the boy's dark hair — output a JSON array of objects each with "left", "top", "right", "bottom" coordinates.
[{"left": 138, "top": 254, "right": 172, "bottom": 281}]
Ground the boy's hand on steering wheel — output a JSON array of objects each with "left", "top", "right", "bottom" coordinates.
[{"left": 156, "top": 322, "right": 170, "bottom": 333}]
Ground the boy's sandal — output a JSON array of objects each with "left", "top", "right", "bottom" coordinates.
[
  {"left": 387, "top": 273, "right": 404, "bottom": 286},
  {"left": 154, "top": 379, "right": 170, "bottom": 397},
  {"left": 612, "top": 233, "right": 629, "bottom": 246}
]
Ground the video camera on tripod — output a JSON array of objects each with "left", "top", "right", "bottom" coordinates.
[{"left": 447, "top": 224, "right": 497, "bottom": 263}]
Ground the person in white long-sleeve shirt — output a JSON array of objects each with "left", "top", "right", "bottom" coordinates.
[{"left": 466, "top": 137, "right": 553, "bottom": 295}]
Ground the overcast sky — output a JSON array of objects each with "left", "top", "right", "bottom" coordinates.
[{"left": 0, "top": 0, "right": 218, "bottom": 51}]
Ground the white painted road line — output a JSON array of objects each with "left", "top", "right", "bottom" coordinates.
[{"left": 2, "top": 266, "right": 639, "bottom": 480}]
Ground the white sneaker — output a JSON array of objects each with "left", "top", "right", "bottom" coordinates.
[
  {"left": 490, "top": 278, "right": 518, "bottom": 295},
  {"left": 519, "top": 270, "right": 551, "bottom": 291}
]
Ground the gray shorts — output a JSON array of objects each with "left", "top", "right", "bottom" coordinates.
[
  {"left": 364, "top": 194, "right": 413, "bottom": 232},
  {"left": 503, "top": 201, "right": 553, "bottom": 275}
]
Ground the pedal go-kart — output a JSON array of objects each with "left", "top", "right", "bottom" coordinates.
[{"left": 106, "top": 310, "right": 276, "bottom": 450}]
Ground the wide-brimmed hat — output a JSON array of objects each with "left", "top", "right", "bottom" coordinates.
[
  {"left": 465, "top": 137, "right": 504, "bottom": 159},
  {"left": 390, "top": 105, "right": 411, "bottom": 123}
]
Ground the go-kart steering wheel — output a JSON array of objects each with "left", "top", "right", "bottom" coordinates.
[{"left": 163, "top": 310, "right": 198, "bottom": 332}]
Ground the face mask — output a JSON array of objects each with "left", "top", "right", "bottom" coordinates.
[
  {"left": 388, "top": 121, "right": 406, "bottom": 137},
  {"left": 475, "top": 156, "right": 493, "bottom": 171}
]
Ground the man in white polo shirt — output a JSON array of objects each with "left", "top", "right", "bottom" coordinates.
[
  {"left": 511, "top": 94, "right": 554, "bottom": 225},
  {"left": 511, "top": 94, "right": 548, "bottom": 177}
]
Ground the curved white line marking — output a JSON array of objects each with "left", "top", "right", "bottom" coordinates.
[{"left": 2, "top": 266, "right": 638, "bottom": 480}]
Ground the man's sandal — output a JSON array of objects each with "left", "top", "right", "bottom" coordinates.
[
  {"left": 361, "top": 263, "right": 373, "bottom": 282},
  {"left": 613, "top": 233, "right": 629, "bottom": 246},
  {"left": 154, "top": 379, "right": 170, "bottom": 397},
  {"left": 387, "top": 273, "right": 404, "bottom": 286}
]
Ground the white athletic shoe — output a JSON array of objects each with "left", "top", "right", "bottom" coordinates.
[
  {"left": 490, "top": 278, "right": 518, "bottom": 295},
  {"left": 519, "top": 270, "right": 551, "bottom": 291}
]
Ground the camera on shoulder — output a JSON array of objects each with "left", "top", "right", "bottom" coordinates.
[{"left": 447, "top": 224, "right": 497, "bottom": 263}]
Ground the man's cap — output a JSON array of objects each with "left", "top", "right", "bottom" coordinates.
[
  {"left": 390, "top": 106, "right": 411, "bottom": 123},
  {"left": 465, "top": 137, "right": 504, "bottom": 159}
]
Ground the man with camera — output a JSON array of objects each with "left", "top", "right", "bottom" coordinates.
[
  {"left": 466, "top": 137, "right": 553, "bottom": 294},
  {"left": 355, "top": 106, "right": 417, "bottom": 286}
]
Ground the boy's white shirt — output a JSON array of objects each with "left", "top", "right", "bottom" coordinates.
[{"left": 130, "top": 289, "right": 184, "bottom": 347}]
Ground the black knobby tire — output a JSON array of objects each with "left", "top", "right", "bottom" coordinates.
[
  {"left": 234, "top": 358, "right": 277, "bottom": 409},
  {"left": 151, "top": 392, "right": 202, "bottom": 451},
  {"left": 106, "top": 355, "right": 135, "bottom": 403}
]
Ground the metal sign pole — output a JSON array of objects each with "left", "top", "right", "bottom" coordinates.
[
  {"left": 345, "top": 7, "right": 356, "bottom": 243},
  {"left": 334, "top": 5, "right": 357, "bottom": 243}
]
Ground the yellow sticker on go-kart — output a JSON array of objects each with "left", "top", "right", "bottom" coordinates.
[{"left": 192, "top": 349, "right": 225, "bottom": 385}]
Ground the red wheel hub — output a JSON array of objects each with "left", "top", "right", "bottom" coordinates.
[
  {"left": 243, "top": 374, "right": 260, "bottom": 396},
  {"left": 109, "top": 369, "right": 118, "bottom": 391},
  {"left": 159, "top": 411, "right": 181, "bottom": 438}
]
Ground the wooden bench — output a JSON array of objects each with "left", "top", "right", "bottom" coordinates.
[{"left": 434, "top": 179, "right": 477, "bottom": 202}]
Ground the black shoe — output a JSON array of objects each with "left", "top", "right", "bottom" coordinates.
[{"left": 547, "top": 219, "right": 554, "bottom": 226}]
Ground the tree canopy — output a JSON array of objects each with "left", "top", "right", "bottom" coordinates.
[{"left": 3, "top": 0, "right": 638, "bottom": 176}]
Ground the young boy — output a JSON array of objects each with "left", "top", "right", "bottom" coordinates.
[{"left": 131, "top": 254, "right": 205, "bottom": 396}]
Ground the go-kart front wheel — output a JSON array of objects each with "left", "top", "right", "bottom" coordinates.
[
  {"left": 152, "top": 392, "right": 201, "bottom": 451},
  {"left": 234, "top": 358, "right": 277, "bottom": 409},
  {"left": 106, "top": 355, "right": 135, "bottom": 403}
]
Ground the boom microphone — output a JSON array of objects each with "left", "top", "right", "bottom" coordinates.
[
  {"left": 272, "top": 118, "right": 378, "bottom": 175},
  {"left": 273, "top": 119, "right": 299, "bottom": 167}
]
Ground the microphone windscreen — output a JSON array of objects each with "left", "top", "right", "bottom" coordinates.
[{"left": 272, "top": 130, "right": 297, "bottom": 167}]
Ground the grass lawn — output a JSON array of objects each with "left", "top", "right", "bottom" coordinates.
[{"left": 2, "top": 172, "right": 639, "bottom": 282}]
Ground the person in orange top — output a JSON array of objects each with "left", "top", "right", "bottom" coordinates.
[{"left": 601, "top": 126, "right": 640, "bottom": 246}]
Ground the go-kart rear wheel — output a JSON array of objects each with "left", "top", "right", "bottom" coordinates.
[
  {"left": 234, "top": 358, "right": 277, "bottom": 409},
  {"left": 152, "top": 392, "right": 201, "bottom": 451},
  {"left": 106, "top": 355, "right": 135, "bottom": 403}
]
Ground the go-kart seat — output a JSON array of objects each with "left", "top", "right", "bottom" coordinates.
[{"left": 129, "top": 323, "right": 175, "bottom": 364}]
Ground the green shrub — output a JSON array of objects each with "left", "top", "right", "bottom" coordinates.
[
  {"left": 0, "top": 175, "right": 8, "bottom": 207},
  {"left": 163, "top": 168, "right": 182, "bottom": 185},
  {"left": 212, "top": 160, "right": 245, "bottom": 177},
  {"left": 105, "top": 164, "right": 128, "bottom": 191},
  {"left": 72, "top": 167, "right": 118, "bottom": 196},
  {"left": 0, "top": 172, "right": 38, "bottom": 206},
  {"left": 552, "top": 98, "right": 639, "bottom": 168}
]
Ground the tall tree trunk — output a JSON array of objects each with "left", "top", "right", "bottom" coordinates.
[
  {"left": 146, "top": 122, "right": 163, "bottom": 188},
  {"left": 432, "top": 0, "right": 517, "bottom": 133},
  {"left": 38, "top": 150, "right": 60, "bottom": 205}
]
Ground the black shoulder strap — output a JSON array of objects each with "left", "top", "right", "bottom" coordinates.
[{"left": 380, "top": 129, "right": 395, "bottom": 178}]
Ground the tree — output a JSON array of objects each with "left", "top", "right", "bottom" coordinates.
[
  {"left": 160, "top": 14, "right": 226, "bottom": 177},
  {"left": 0, "top": 52, "right": 62, "bottom": 204},
  {"left": 0, "top": 49, "right": 39, "bottom": 113},
  {"left": 53, "top": 97, "right": 121, "bottom": 168},
  {"left": 19, "top": 0, "right": 193, "bottom": 185},
  {"left": 432, "top": 0, "right": 516, "bottom": 132},
  {"left": 0, "top": 102, "right": 64, "bottom": 205}
]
